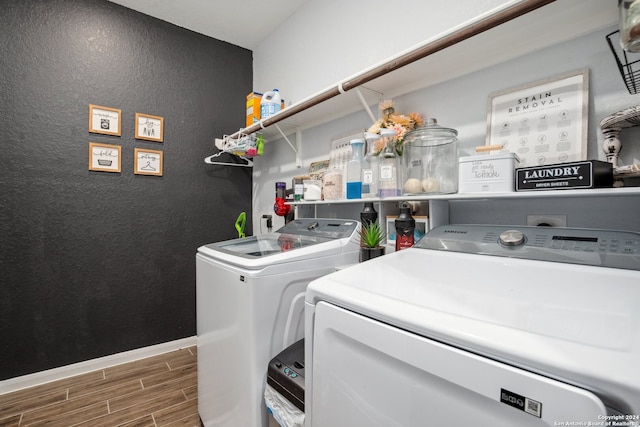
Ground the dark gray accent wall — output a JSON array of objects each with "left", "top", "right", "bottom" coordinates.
[{"left": 0, "top": 0, "right": 253, "bottom": 380}]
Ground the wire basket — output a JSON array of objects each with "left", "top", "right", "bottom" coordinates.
[{"left": 606, "top": 30, "right": 640, "bottom": 94}]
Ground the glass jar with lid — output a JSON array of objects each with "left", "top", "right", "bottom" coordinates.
[
  {"left": 620, "top": 0, "right": 640, "bottom": 52},
  {"left": 401, "top": 118, "right": 458, "bottom": 194}
]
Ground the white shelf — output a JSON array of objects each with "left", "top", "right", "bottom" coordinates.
[
  {"left": 235, "top": 0, "right": 617, "bottom": 144},
  {"left": 288, "top": 187, "right": 640, "bottom": 206}
]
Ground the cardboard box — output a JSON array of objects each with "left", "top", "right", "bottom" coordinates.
[
  {"left": 459, "top": 152, "right": 520, "bottom": 193},
  {"left": 246, "top": 91, "right": 262, "bottom": 127},
  {"left": 515, "top": 160, "right": 613, "bottom": 191}
]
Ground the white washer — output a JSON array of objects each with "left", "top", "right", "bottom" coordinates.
[
  {"left": 196, "top": 218, "right": 359, "bottom": 427},
  {"left": 305, "top": 225, "right": 640, "bottom": 427}
]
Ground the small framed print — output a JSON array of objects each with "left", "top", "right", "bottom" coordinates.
[
  {"left": 89, "top": 142, "right": 121, "bottom": 173},
  {"left": 134, "top": 148, "right": 163, "bottom": 176},
  {"left": 135, "top": 113, "right": 164, "bottom": 142},
  {"left": 89, "top": 104, "right": 121, "bottom": 136}
]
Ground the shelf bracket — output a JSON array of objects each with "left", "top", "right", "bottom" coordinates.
[
  {"left": 354, "top": 87, "right": 378, "bottom": 124},
  {"left": 274, "top": 124, "right": 303, "bottom": 168}
]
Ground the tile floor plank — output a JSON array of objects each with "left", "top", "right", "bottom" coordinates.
[
  {"left": 141, "top": 364, "right": 196, "bottom": 389},
  {"left": 108, "top": 379, "right": 190, "bottom": 413},
  {"left": 67, "top": 377, "right": 142, "bottom": 400},
  {"left": 153, "top": 399, "right": 199, "bottom": 426},
  {"left": 164, "top": 351, "right": 197, "bottom": 370},
  {"left": 72, "top": 390, "right": 187, "bottom": 427},
  {"left": 0, "top": 414, "right": 21, "bottom": 427},
  {"left": 0, "top": 389, "right": 67, "bottom": 420},
  {"left": 22, "top": 401, "right": 108, "bottom": 427},
  {"left": 0, "top": 346, "right": 201, "bottom": 427},
  {"left": 118, "top": 414, "right": 156, "bottom": 427},
  {"left": 182, "top": 385, "right": 197, "bottom": 401},
  {"left": 163, "top": 413, "right": 203, "bottom": 427}
]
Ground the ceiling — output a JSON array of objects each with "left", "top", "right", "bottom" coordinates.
[{"left": 107, "top": 0, "right": 309, "bottom": 50}]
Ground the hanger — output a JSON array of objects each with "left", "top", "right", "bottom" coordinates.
[{"left": 204, "top": 152, "right": 254, "bottom": 167}]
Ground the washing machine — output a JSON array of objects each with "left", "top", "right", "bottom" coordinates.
[
  {"left": 196, "top": 218, "right": 359, "bottom": 427},
  {"left": 305, "top": 225, "right": 640, "bottom": 427}
]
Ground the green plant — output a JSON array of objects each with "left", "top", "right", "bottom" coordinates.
[{"left": 359, "top": 221, "right": 385, "bottom": 248}]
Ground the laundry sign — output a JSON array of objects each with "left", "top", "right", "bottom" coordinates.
[{"left": 516, "top": 160, "right": 613, "bottom": 191}]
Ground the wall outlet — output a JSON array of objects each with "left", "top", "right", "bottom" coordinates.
[{"left": 527, "top": 214, "right": 567, "bottom": 227}]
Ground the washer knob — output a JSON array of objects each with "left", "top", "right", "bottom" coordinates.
[{"left": 499, "top": 229, "right": 525, "bottom": 247}]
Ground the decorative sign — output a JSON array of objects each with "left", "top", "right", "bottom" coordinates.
[
  {"left": 134, "top": 148, "right": 163, "bottom": 176},
  {"left": 89, "top": 142, "right": 121, "bottom": 172},
  {"left": 89, "top": 104, "right": 121, "bottom": 136},
  {"left": 135, "top": 113, "right": 164, "bottom": 142},
  {"left": 486, "top": 69, "right": 589, "bottom": 167}
]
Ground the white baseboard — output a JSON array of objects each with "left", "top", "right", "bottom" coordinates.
[{"left": 0, "top": 336, "right": 197, "bottom": 395}]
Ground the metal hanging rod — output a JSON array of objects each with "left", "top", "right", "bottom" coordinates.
[{"left": 231, "top": 0, "right": 555, "bottom": 140}]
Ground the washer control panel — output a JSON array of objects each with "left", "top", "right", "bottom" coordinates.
[{"left": 417, "top": 225, "right": 640, "bottom": 270}]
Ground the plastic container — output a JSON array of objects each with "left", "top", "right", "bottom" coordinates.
[
  {"left": 293, "top": 176, "right": 307, "bottom": 201},
  {"left": 361, "top": 136, "right": 379, "bottom": 198},
  {"left": 378, "top": 129, "right": 400, "bottom": 198},
  {"left": 303, "top": 178, "right": 322, "bottom": 201},
  {"left": 322, "top": 169, "right": 343, "bottom": 200},
  {"left": 276, "top": 182, "right": 287, "bottom": 199},
  {"left": 346, "top": 139, "right": 364, "bottom": 199},
  {"left": 360, "top": 202, "right": 378, "bottom": 227},
  {"left": 401, "top": 118, "right": 458, "bottom": 194},
  {"left": 395, "top": 205, "right": 415, "bottom": 251},
  {"left": 261, "top": 89, "right": 282, "bottom": 120}
]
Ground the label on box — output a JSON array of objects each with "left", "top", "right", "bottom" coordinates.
[{"left": 516, "top": 160, "right": 612, "bottom": 191}]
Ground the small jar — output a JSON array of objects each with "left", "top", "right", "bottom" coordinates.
[
  {"left": 620, "top": 0, "right": 640, "bottom": 52},
  {"left": 292, "top": 175, "right": 308, "bottom": 201},
  {"left": 401, "top": 118, "right": 458, "bottom": 194}
]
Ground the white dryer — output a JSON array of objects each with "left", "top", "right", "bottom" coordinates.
[
  {"left": 305, "top": 225, "right": 640, "bottom": 427},
  {"left": 196, "top": 218, "right": 359, "bottom": 427}
]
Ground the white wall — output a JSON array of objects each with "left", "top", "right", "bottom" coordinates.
[
  {"left": 253, "top": 0, "right": 510, "bottom": 106},
  {"left": 251, "top": 3, "right": 640, "bottom": 233}
]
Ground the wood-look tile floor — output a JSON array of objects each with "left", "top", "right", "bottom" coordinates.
[{"left": 0, "top": 346, "right": 202, "bottom": 427}]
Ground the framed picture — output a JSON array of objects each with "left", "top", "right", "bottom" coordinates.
[
  {"left": 486, "top": 68, "right": 589, "bottom": 167},
  {"left": 135, "top": 113, "right": 164, "bottom": 142},
  {"left": 134, "top": 148, "right": 163, "bottom": 176},
  {"left": 89, "top": 104, "right": 121, "bottom": 136},
  {"left": 89, "top": 142, "right": 121, "bottom": 173}
]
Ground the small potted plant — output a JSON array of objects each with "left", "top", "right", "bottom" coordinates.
[{"left": 359, "top": 221, "right": 386, "bottom": 262}]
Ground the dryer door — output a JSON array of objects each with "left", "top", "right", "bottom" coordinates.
[{"left": 310, "top": 302, "right": 607, "bottom": 427}]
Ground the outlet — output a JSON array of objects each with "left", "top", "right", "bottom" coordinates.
[{"left": 527, "top": 214, "right": 567, "bottom": 227}]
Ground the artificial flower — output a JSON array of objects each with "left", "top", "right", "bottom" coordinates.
[{"left": 367, "top": 100, "right": 423, "bottom": 156}]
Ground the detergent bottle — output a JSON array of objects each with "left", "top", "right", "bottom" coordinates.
[{"left": 260, "top": 89, "right": 281, "bottom": 120}]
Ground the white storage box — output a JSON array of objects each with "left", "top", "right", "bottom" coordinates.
[{"left": 458, "top": 152, "right": 520, "bottom": 193}]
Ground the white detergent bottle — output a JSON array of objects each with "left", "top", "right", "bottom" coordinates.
[{"left": 260, "top": 89, "right": 281, "bottom": 120}]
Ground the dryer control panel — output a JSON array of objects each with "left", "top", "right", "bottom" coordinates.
[{"left": 417, "top": 225, "right": 640, "bottom": 270}]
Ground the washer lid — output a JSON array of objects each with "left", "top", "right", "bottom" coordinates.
[
  {"left": 198, "top": 218, "right": 358, "bottom": 268},
  {"left": 306, "top": 246, "right": 640, "bottom": 415}
]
